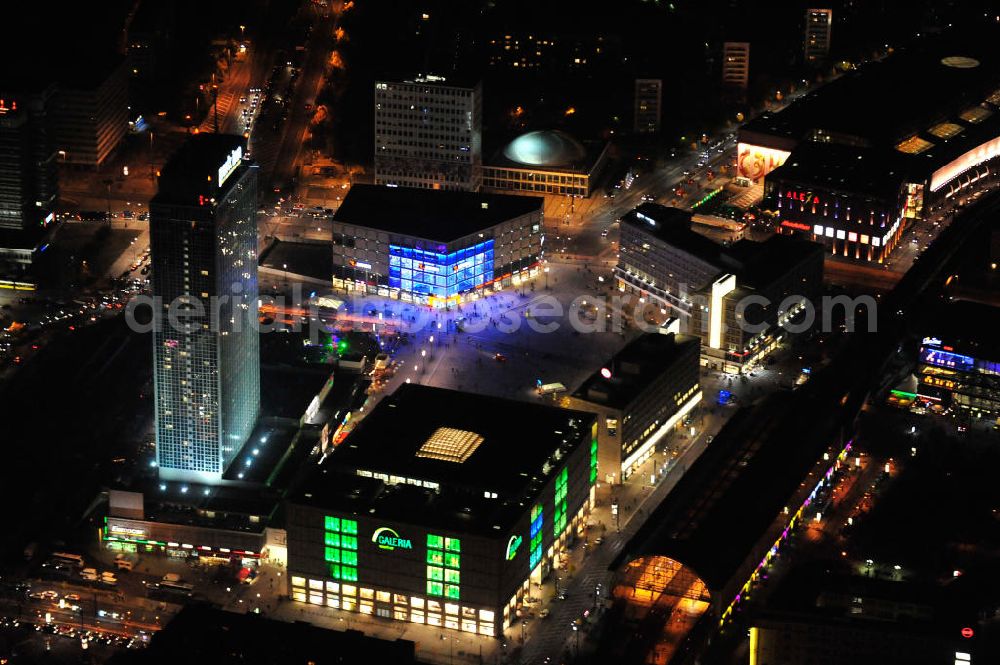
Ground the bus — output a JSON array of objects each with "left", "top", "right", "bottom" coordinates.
[
  {"left": 148, "top": 581, "right": 194, "bottom": 600},
  {"left": 51, "top": 552, "right": 85, "bottom": 568}
]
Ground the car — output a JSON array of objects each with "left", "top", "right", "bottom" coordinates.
[
  {"left": 304, "top": 103, "right": 313, "bottom": 111},
  {"left": 600, "top": 229, "right": 609, "bottom": 238},
  {"left": 557, "top": 591, "right": 568, "bottom": 600},
  {"left": 641, "top": 194, "right": 656, "bottom": 202},
  {"left": 494, "top": 353, "right": 506, "bottom": 362},
  {"left": 539, "top": 608, "right": 550, "bottom": 618}
]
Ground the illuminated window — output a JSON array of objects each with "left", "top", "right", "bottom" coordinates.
[
  {"left": 324, "top": 515, "right": 359, "bottom": 582},
  {"left": 428, "top": 534, "right": 460, "bottom": 599},
  {"left": 480, "top": 609, "right": 495, "bottom": 622},
  {"left": 445, "top": 603, "right": 460, "bottom": 615},
  {"left": 411, "top": 597, "right": 425, "bottom": 609},
  {"left": 291, "top": 576, "right": 306, "bottom": 588},
  {"left": 342, "top": 585, "right": 356, "bottom": 597},
  {"left": 416, "top": 427, "right": 485, "bottom": 463},
  {"left": 376, "top": 590, "right": 391, "bottom": 603},
  {"left": 530, "top": 504, "right": 544, "bottom": 568},
  {"left": 590, "top": 439, "right": 598, "bottom": 484},
  {"left": 360, "top": 587, "right": 374, "bottom": 600},
  {"left": 309, "top": 579, "right": 324, "bottom": 590},
  {"left": 554, "top": 468, "right": 568, "bottom": 537}
]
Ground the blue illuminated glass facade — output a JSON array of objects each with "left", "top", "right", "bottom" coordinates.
[{"left": 388, "top": 240, "right": 494, "bottom": 298}]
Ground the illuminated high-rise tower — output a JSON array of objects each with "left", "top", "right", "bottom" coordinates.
[{"left": 150, "top": 134, "right": 259, "bottom": 483}]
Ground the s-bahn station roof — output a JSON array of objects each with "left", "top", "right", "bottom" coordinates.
[{"left": 611, "top": 388, "right": 842, "bottom": 593}]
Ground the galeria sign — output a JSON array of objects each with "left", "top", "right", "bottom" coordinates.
[{"left": 372, "top": 527, "right": 413, "bottom": 551}]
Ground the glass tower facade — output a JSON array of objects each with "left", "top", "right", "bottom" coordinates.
[{"left": 151, "top": 137, "right": 259, "bottom": 483}]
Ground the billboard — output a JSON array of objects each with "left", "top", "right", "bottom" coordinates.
[{"left": 737, "top": 143, "right": 791, "bottom": 181}]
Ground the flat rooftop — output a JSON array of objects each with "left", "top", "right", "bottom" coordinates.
[
  {"left": 572, "top": 333, "right": 699, "bottom": 410},
  {"left": 290, "top": 384, "right": 596, "bottom": 535},
  {"left": 728, "top": 233, "right": 825, "bottom": 291},
  {"left": 152, "top": 134, "right": 249, "bottom": 206},
  {"left": 765, "top": 142, "right": 910, "bottom": 199},
  {"left": 141, "top": 604, "right": 418, "bottom": 665},
  {"left": 741, "top": 24, "right": 1000, "bottom": 149},
  {"left": 621, "top": 203, "right": 738, "bottom": 269},
  {"left": 333, "top": 184, "right": 543, "bottom": 242}
]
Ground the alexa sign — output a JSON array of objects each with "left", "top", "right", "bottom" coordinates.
[
  {"left": 217, "top": 145, "right": 243, "bottom": 187},
  {"left": 372, "top": 527, "right": 413, "bottom": 551}
]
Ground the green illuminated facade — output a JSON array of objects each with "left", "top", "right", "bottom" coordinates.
[
  {"left": 324, "top": 516, "right": 359, "bottom": 581},
  {"left": 426, "top": 534, "right": 461, "bottom": 599}
]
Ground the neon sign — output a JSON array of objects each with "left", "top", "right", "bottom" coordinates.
[
  {"left": 217, "top": 145, "right": 243, "bottom": 187},
  {"left": 786, "top": 191, "right": 820, "bottom": 204},
  {"left": 506, "top": 535, "right": 522, "bottom": 560},
  {"left": 372, "top": 527, "right": 413, "bottom": 551},
  {"left": 780, "top": 221, "right": 812, "bottom": 232},
  {"left": 110, "top": 525, "right": 147, "bottom": 538}
]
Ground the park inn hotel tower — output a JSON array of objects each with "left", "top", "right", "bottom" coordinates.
[{"left": 150, "top": 134, "right": 260, "bottom": 484}]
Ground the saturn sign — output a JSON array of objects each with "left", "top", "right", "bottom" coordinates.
[{"left": 372, "top": 527, "right": 413, "bottom": 551}]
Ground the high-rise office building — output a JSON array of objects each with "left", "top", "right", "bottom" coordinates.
[
  {"left": 374, "top": 75, "right": 482, "bottom": 191},
  {"left": 150, "top": 134, "right": 260, "bottom": 484},
  {"left": 804, "top": 9, "right": 833, "bottom": 64},
  {"left": 722, "top": 42, "right": 750, "bottom": 89},
  {"left": 633, "top": 78, "right": 662, "bottom": 133},
  {"left": 0, "top": 84, "right": 58, "bottom": 270},
  {"left": 49, "top": 55, "right": 130, "bottom": 170}
]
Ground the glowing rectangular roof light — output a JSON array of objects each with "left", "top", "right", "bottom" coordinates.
[
  {"left": 959, "top": 106, "right": 992, "bottom": 124},
  {"left": 416, "top": 427, "right": 485, "bottom": 463},
  {"left": 895, "top": 135, "right": 934, "bottom": 154},
  {"left": 928, "top": 122, "right": 964, "bottom": 139}
]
